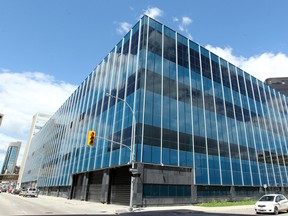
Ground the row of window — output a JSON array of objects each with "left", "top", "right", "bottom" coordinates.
[
  {"left": 143, "top": 184, "right": 191, "bottom": 197},
  {"left": 140, "top": 123, "right": 288, "bottom": 168},
  {"left": 143, "top": 184, "right": 269, "bottom": 198},
  {"left": 143, "top": 69, "right": 285, "bottom": 136},
  {"left": 146, "top": 19, "right": 288, "bottom": 116}
]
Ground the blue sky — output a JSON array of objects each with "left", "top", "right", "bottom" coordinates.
[
  {"left": 1, "top": 0, "right": 288, "bottom": 169},
  {"left": 1, "top": 0, "right": 288, "bottom": 85}
]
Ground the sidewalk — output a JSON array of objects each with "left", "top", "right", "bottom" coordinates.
[
  {"left": 39, "top": 195, "right": 255, "bottom": 215},
  {"left": 133, "top": 205, "right": 255, "bottom": 215},
  {"left": 39, "top": 195, "right": 129, "bottom": 214}
]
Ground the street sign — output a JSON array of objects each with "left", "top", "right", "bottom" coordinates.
[{"left": 129, "top": 168, "right": 138, "bottom": 173}]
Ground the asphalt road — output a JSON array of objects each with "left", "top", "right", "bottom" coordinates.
[
  {"left": 0, "top": 192, "right": 113, "bottom": 215},
  {"left": 0, "top": 192, "right": 262, "bottom": 216}
]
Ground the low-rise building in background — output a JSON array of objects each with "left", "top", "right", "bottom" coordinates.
[
  {"left": 265, "top": 77, "right": 288, "bottom": 96},
  {"left": 18, "top": 113, "right": 51, "bottom": 189}
]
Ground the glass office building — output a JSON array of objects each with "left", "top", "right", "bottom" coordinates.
[
  {"left": 22, "top": 16, "right": 288, "bottom": 205},
  {"left": 1, "top": 141, "right": 21, "bottom": 174}
]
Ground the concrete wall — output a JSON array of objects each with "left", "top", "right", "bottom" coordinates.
[
  {"left": 37, "top": 164, "right": 283, "bottom": 207},
  {"left": 136, "top": 164, "right": 194, "bottom": 207},
  {"left": 143, "top": 165, "right": 192, "bottom": 185}
]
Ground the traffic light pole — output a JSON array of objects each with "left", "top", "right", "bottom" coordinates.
[
  {"left": 105, "top": 93, "right": 136, "bottom": 212},
  {"left": 96, "top": 136, "right": 133, "bottom": 157}
]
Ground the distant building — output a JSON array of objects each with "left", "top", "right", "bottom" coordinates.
[
  {"left": 0, "top": 113, "right": 3, "bottom": 126},
  {"left": 18, "top": 113, "right": 51, "bottom": 188},
  {"left": 1, "top": 141, "right": 21, "bottom": 174},
  {"left": 265, "top": 77, "right": 288, "bottom": 96},
  {"left": 14, "top": 166, "right": 20, "bottom": 175}
]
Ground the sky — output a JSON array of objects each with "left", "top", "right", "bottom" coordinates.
[{"left": 1, "top": 0, "right": 288, "bottom": 170}]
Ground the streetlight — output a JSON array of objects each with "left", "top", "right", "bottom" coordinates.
[{"left": 105, "top": 93, "right": 136, "bottom": 212}]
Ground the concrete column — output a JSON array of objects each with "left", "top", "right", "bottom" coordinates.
[
  {"left": 80, "top": 173, "right": 89, "bottom": 201},
  {"left": 133, "top": 163, "right": 144, "bottom": 207},
  {"left": 68, "top": 174, "right": 74, "bottom": 199},
  {"left": 100, "top": 169, "right": 110, "bottom": 204},
  {"left": 230, "top": 186, "right": 236, "bottom": 201},
  {"left": 191, "top": 185, "right": 197, "bottom": 203},
  {"left": 68, "top": 186, "right": 72, "bottom": 199},
  {"left": 259, "top": 186, "right": 264, "bottom": 195},
  {"left": 191, "top": 168, "right": 197, "bottom": 203}
]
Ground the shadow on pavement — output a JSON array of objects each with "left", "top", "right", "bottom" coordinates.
[
  {"left": 16, "top": 209, "right": 257, "bottom": 216},
  {"left": 120, "top": 209, "right": 256, "bottom": 216}
]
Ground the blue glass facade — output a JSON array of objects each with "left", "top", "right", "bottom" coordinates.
[
  {"left": 1, "top": 142, "right": 21, "bottom": 174},
  {"left": 22, "top": 16, "right": 288, "bottom": 204}
]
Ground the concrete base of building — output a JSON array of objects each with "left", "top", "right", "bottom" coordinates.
[{"left": 34, "top": 163, "right": 286, "bottom": 207}]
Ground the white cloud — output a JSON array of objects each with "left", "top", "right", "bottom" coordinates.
[
  {"left": 0, "top": 133, "right": 12, "bottom": 153},
  {"left": 116, "top": 22, "right": 132, "bottom": 35},
  {"left": 178, "top": 25, "right": 184, "bottom": 32},
  {"left": 205, "top": 45, "right": 288, "bottom": 82},
  {"left": 205, "top": 45, "right": 245, "bottom": 66},
  {"left": 182, "top": 16, "right": 192, "bottom": 25},
  {"left": 117, "top": 6, "right": 163, "bottom": 35},
  {"left": 172, "top": 17, "right": 179, "bottom": 22},
  {"left": 241, "top": 53, "right": 288, "bottom": 81},
  {"left": 174, "top": 16, "right": 193, "bottom": 39},
  {"left": 142, "top": 7, "right": 163, "bottom": 20},
  {"left": 0, "top": 70, "right": 77, "bottom": 169}
]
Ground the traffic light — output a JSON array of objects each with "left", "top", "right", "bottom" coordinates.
[
  {"left": 0, "top": 113, "right": 3, "bottom": 126},
  {"left": 87, "top": 130, "right": 96, "bottom": 146}
]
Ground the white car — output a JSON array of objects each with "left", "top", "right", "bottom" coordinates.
[
  {"left": 255, "top": 194, "right": 288, "bottom": 215},
  {"left": 23, "top": 188, "right": 38, "bottom": 197}
]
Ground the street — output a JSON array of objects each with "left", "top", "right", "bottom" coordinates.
[
  {"left": 0, "top": 192, "right": 260, "bottom": 216},
  {"left": 0, "top": 192, "right": 117, "bottom": 216}
]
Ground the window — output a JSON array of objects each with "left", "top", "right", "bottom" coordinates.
[
  {"left": 143, "top": 184, "right": 191, "bottom": 197},
  {"left": 80, "top": 112, "right": 85, "bottom": 121}
]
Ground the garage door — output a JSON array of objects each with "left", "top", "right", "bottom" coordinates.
[
  {"left": 87, "top": 171, "right": 103, "bottom": 202},
  {"left": 110, "top": 167, "right": 131, "bottom": 205}
]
